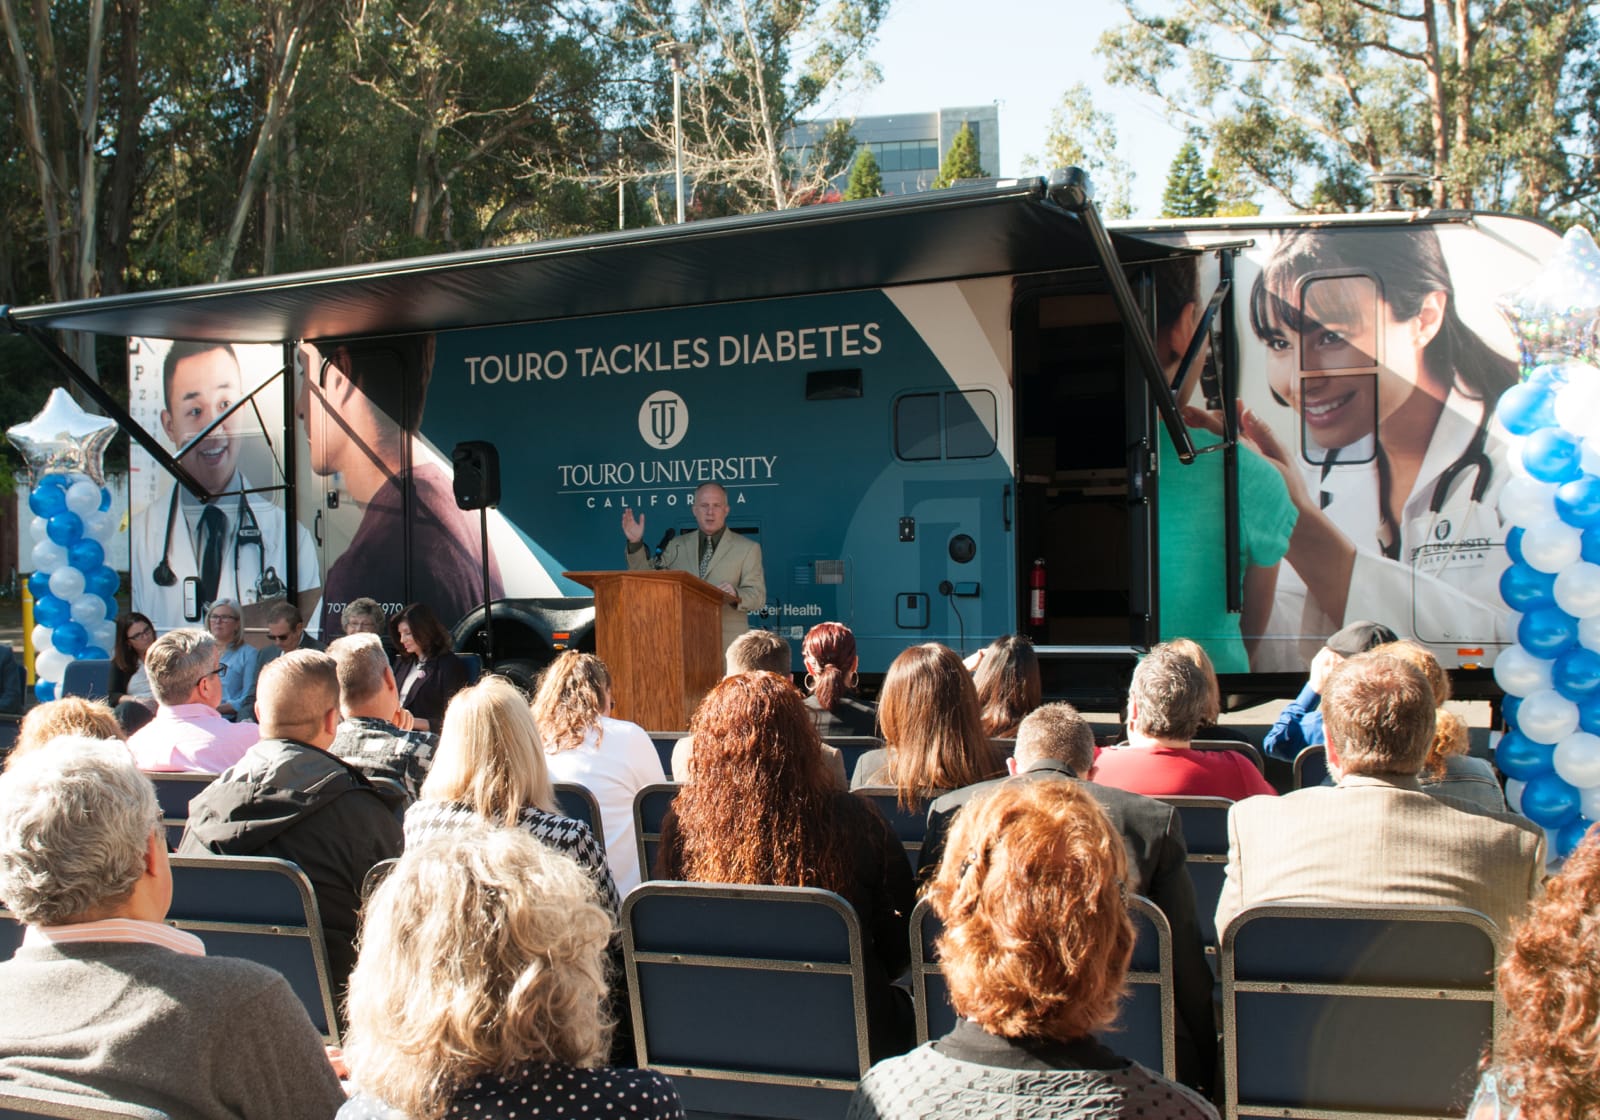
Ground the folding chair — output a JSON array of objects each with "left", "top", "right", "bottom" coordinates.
[
  {"left": 362, "top": 856, "right": 399, "bottom": 899},
  {"left": 633, "top": 782, "right": 681, "bottom": 882},
  {"left": 553, "top": 782, "right": 605, "bottom": 852},
  {"left": 1221, "top": 904, "right": 1500, "bottom": 1120},
  {"left": 645, "top": 733, "right": 681, "bottom": 779},
  {"left": 0, "top": 1085, "right": 168, "bottom": 1120},
  {"left": 145, "top": 773, "right": 217, "bottom": 850},
  {"left": 0, "top": 904, "right": 23, "bottom": 959},
  {"left": 166, "top": 856, "right": 342, "bottom": 1044},
  {"left": 1159, "top": 795, "right": 1232, "bottom": 949},
  {"left": 852, "top": 787, "right": 926, "bottom": 870},
  {"left": 1293, "top": 745, "right": 1329, "bottom": 790},
  {"left": 1192, "top": 739, "right": 1266, "bottom": 775},
  {"left": 58, "top": 659, "right": 112, "bottom": 701},
  {"left": 910, "top": 895, "right": 1175, "bottom": 1078},
  {"left": 623, "top": 881, "right": 871, "bottom": 1118}
]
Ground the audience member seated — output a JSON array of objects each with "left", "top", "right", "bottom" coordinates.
[
  {"left": 405, "top": 676, "right": 619, "bottom": 918},
  {"left": 206, "top": 599, "right": 261, "bottom": 722},
  {"left": 1374, "top": 640, "right": 1505, "bottom": 812},
  {"left": 389, "top": 601, "right": 469, "bottom": 733},
  {"left": 260, "top": 601, "right": 325, "bottom": 657},
  {"left": 179, "top": 650, "right": 404, "bottom": 994},
  {"left": 0, "top": 642, "right": 21, "bottom": 715},
  {"left": 1167, "top": 637, "right": 1252, "bottom": 746},
  {"left": 327, "top": 633, "right": 437, "bottom": 800},
  {"left": 338, "top": 822, "right": 681, "bottom": 1120},
  {"left": 9, "top": 698, "right": 122, "bottom": 769},
  {"left": 919, "top": 703, "right": 1216, "bottom": 1094},
  {"left": 657, "top": 672, "right": 916, "bottom": 1060},
  {"left": 1215, "top": 652, "right": 1545, "bottom": 937},
  {"left": 967, "top": 633, "right": 1040, "bottom": 739},
  {"left": 339, "top": 596, "right": 388, "bottom": 636},
  {"left": 850, "top": 643, "right": 1004, "bottom": 805},
  {"left": 1261, "top": 620, "right": 1397, "bottom": 761},
  {"left": 848, "top": 780, "right": 1218, "bottom": 1120},
  {"left": 533, "top": 652, "right": 664, "bottom": 895},
  {"left": 1092, "top": 645, "right": 1276, "bottom": 801},
  {"left": 803, "top": 621, "right": 878, "bottom": 738},
  {"left": 674, "top": 630, "right": 847, "bottom": 786},
  {"left": 126, "top": 629, "right": 259, "bottom": 773},
  {"left": 0, "top": 737, "right": 345, "bottom": 1119},
  {"left": 108, "top": 612, "right": 157, "bottom": 729},
  {"left": 1468, "top": 824, "right": 1600, "bottom": 1120}
]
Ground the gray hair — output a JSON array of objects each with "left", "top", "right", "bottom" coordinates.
[
  {"left": 0, "top": 737, "right": 159, "bottom": 925},
  {"left": 1016, "top": 702, "right": 1096, "bottom": 775},
  {"left": 1127, "top": 644, "right": 1211, "bottom": 742},
  {"left": 329, "top": 633, "right": 391, "bottom": 708},
  {"left": 342, "top": 597, "right": 388, "bottom": 634},
  {"left": 144, "top": 628, "right": 219, "bottom": 706}
]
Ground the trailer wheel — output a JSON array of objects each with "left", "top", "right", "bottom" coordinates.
[{"left": 492, "top": 659, "right": 542, "bottom": 696}]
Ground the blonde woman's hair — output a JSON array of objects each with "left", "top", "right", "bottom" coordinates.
[
  {"left": 344, "top": 824, "right": 614, "bottom": 1120},
  {"left": 12, "top": 699, "right": 123, "bottom": 767},
  {"left": 421, "top": 676, "right": 556, "bottom": 819},
  {"left": 531, "top": 652, "right": 611, "bottom": 754}
]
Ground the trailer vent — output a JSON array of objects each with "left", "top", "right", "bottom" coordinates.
[{"left": 814, "top": 560, "right": 845, "bottom": 585}]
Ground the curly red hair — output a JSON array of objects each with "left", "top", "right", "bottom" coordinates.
[
  {"left": 926, "top": 780, "right": 1133, "bottom": 1042},
  {"left": 1491, "top": 825, "right": 1600, "bottom": 1120}
]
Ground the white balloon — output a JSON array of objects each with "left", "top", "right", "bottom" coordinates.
[
  {"left": 1495, "top": 644, "right": 1555, "bottom": 697},
  {"left": 1555, "top": 732, "right": 1600, "bottom": 788},
  {"left": 1519, "top": 688, "right": 1582, "bottom": 744},
  {"left": 69, "top": 593, "right": 107, "bottom": 627},
  {"left": 1555, "top": 563, "right": 1600, "bottom": 618},
  {"left": 90, "top": 620, "right": 116, "bottom": 652},
  {"left": 48, "top": 565, "right": 86, "bottom": 602},
  {"left": 31, "top": 625, "right": 53, "bottom": 654},
  {"left": 35, "top": 648, "right": 70, "bottom": 683},
  {"left": 1582, "top": 437, "right": 1600, "bottom": 479},
  {"left": 1507, "top": 779, "right": 1526, "bottom": 815},
  {"left": 1582, "top": 784, "right": 1600, "bottom": 822},
  {"left": 1524, "top": 520, "right": 1585, "bottom": 573},
  {"left": 1500, "top": 475, "right": 1561, "bottom": 529},
  {"left": 64, "top": 479, "right": 100, "bottom": 517},
  {"left": 29, "top": 515, "right": 47, "bottom": 542},
  {"left": 31, "top": 538, "right": 66, "bottom": 571},
  {"left": 1503, "top": 434, "right": 1531, "bottom": 477},
  {"left": 1555, "top": 376, "right": 1600, "bottom": 442},
  {"left": 83, "top": 511, "right": 116, "bottom": 543}
]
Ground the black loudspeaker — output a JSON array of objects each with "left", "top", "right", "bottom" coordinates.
[{"left": 451, "top": 441, "right": 501, "bottom": 509}]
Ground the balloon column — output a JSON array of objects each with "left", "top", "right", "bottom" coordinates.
[
  {"left": 5, "top": 389, "right": 121, "bottom": 703},
  {"left": 1494, "top": 227, "right": 1600, "bottom": 861}
]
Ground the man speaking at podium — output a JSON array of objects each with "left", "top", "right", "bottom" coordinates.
[{"left": 623, "top": 482, "right": 765, "bottom": 651}]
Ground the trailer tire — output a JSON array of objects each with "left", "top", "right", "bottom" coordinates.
[{"left": 493, "top": 659, "right": 542, "bottom": 696}]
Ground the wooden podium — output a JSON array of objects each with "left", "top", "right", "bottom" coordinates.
[{"left": 564, "top": 569, "right": 725, "bottom": 732}]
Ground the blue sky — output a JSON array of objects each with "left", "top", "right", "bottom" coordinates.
[{"left": 837, "top": 0, "right": 1187, "bottom": 217}]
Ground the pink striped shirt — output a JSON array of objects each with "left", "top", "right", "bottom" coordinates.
[{"left": 24, "top": 917, "right": 205, "bottom": 956}]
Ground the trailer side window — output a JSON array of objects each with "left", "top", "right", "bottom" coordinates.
[
  {"left": 1294, "top": 274, "right": 1380, "bottom": 466},
  {"left": 894, "top": 389, "right": 999, "bottom": 461}
]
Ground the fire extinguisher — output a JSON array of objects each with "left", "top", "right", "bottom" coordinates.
[{"left": 1029, "top": 558, "right": 1047, "bottom": 630}]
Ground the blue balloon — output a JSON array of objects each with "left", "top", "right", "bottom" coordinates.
[
  {"left": 27, "top": 570, "right": 50, "bottom": 602},
  {"left": 1504, "top": 694, "right": 1523, "bottom": 729},
  {"left": 1582, "top": 527, "right": 1600, "bottom": 566},
  {"left": 1497, "top": 729, "right": 1556, "bottom": 779},
  {"left": 51, "top": 621, "right": 88, "bottom": 657},
  {"left": 35, "top": 473, "right": 70, "bottom": 490},
  {"left": 1520, "top": 606, "right": 1580, "bottom": 657},
  {"left": 80, "top": 646, "right": 109, "bottom": 661},
  {"left": 1506, "top": 527, "right": 1526, "bottom": 565},
  {"left": 1497, "top": 380, "right": 1559, "bottom": 435},
  {"left": 32, "top": 594, "right": 70, "bottom": 629},
  {"left": 1501, "top": 562, "right": 1557, "bottom": 612},
  {"left": 1529, "top": 362, "right": 1570, "bottom": 388},
  {"left": 1557, "top": 475, "right": 1600, "bottom": 528},
  {"left": 33, "top": 680, "right": 54, "bottom": 703},
  {"left": 1554, "top": 647, "right": 1600, "bottom": 702},
  {"left": 99, "top": 594, "right": 119, "bottom": 621},
  {"left": 27, "top": 484, "right": 66, "bottom": 518},
  {"left": 85, "top": 565, "right": 119, "bottom": 598},
  {"left": 45, "top": 510, "right": 84, "bottom": 547},
  {"left": 1521, "top": 771, "right": 1583, "bottom": 828},
  {"left": 1525, "top": 428, "right": 1585, "bottom": 484},
  {"left": 67, "top": 538, "right": 104, "bottom": 572},
  {"left": 98, "top": 487, "right": 111, "bottom": 512},
  {"left": 1557, "top": 817, "right": 1595, "bottom": 859}
]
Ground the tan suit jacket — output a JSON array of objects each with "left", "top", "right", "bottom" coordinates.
[
  {"left": 1215, "top": 773, "right": 1545, "bottom": 939},
  {"left": 627, "top": 528, "right": 765, "bottom": 650}
]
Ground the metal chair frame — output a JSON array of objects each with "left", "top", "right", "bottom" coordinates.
[
  {"left": 552, "top": 782, "right": 605, "bottom": 853},
  {"left": 632, "top": 782, "right": 681, "bottom": 883},
  {"left": 0, "top": 1085, "right": 169, "bottom": 1119}
]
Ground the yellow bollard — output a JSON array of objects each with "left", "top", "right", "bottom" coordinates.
[{"left": 21, "top": 580, "right": 34, "bottom": 688}]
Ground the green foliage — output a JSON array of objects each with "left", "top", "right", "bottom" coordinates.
[
  {"left": 844, "top": 146, "right": 882, "bottom": 199},
  {"left": 933, "top": 122, "right": 986, "bottom": 189},
  {"left": 1161, "top": 140, "right": 1216, "bottom": 217},
  {"left": 1025, "top": 84, "right": 1133, "bottom": 217}
]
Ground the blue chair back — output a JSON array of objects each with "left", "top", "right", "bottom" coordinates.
[
  {"left": 1192, "top": 738, "right": 1266, "bottom": 774},
  {"left": 145, "top": 773, "right": 217, "bottom": 850},
  {"left": 0, "top": 906, "right": 24, "bottom": 959},
  {"left": 552, "top": 782, "right": 604, "bottom": 852},
  {"left": 1221, "top": 904, "right": 1499, "bottom": 1119},
  {"left": 58, "top": 659, "right": 112, "bottom": 701},
  {"left": 166, "top": 856, "right": 342, "bottom": 1044},
  {"left": 645, "top": 733, "right": 680, "bottom": 779},
  {"left": 1293, "top": 745, "right": 1330, "bottom": 790},
  {"left": 0, "top": 1085, "right": 169, "bottom": 1119},
  {"left": 457, "top": 653, "right": 482, "bottom": 685},
  {"left": 853, "top": 787, "right": 926, "bottom": 870},
  {"left": 1160, "top": 795, "right": 1232, "bottom": 948},
  {"left": 823, "top": 737, "right": 881, "bottom": 784},
  {"left": 622, "top": 882, "right": 870, "bottom": 1118},
  {"left": 632, "top": 783, "right": 680, "bottom": 882}
]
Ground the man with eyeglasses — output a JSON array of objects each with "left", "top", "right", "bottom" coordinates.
[
  {"left": 126, "top": 629, "right": 259, "bottom": 773},
  {"left": 259, "top": 601, "right": 325, "bottom": 662}
]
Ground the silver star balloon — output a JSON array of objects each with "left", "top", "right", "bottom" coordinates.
[
  {"left": 6, "top": 387, "right": 119, "bottom": 486},
  {"left": 1498, "top": 225, "right": 1600, "bottom": 366}
]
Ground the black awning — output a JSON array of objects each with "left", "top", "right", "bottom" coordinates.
[{"left": 4, "top": 180, "right": 1190, "bottom": 343}]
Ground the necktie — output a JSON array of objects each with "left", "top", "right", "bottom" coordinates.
[
  {"left": 198, "top": 505, "right": 227, "bottom": 609},
  {"left": 699, "top": 535, "right": 713, "bottom": 579}
]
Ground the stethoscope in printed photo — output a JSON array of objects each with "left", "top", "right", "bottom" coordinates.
[{"left": 153, "top": 486, "right": 285, "bottom": 620}]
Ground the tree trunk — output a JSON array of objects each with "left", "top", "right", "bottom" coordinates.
[
  {"left": 99, "top": 0, "right": 143, "bottom": 297},
  {"left": 1420, "top": 0, "right": 1450, "bottom": 208}
]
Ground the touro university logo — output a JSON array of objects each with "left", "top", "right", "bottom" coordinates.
[{"left": 640, "top": 390, "right": 688, "bottom": 449}]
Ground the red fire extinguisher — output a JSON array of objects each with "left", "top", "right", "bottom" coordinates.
[{"left": 1029, "top": 558, "right": 1047, "bottom": 629}]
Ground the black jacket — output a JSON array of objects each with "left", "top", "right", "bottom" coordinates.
[
  {"left": 177, "top": 738, "right": 404, "bottom": 992},
  {"left": 395, "top": 650, "right": 471, "bottom": 732},
  {"left": 918, "top": 759, "right": 1217, "bottom": 1096}
]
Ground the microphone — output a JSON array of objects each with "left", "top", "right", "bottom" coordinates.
[{"left": 654, "top": 527, "right": 677, "bottom": 567}]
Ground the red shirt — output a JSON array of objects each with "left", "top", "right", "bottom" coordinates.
[{"left": 1090, "top": 744, "right": 1277, "bottom": 801}]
